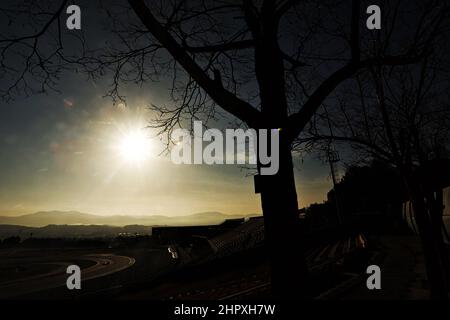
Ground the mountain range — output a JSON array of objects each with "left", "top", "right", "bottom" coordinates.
[{"left": 0, "top": 210, "right": 257, "bottom": 228}]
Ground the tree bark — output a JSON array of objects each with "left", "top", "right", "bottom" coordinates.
[
  {"left": 259, "top": 135, "right": 310, "bottom": 299},
  {"left": 407, "top": 175, "right": 449, "bottom": 299},
  {"left": 246, "top": 0, "right": 310, "bottom": 299},
  {"left": 428, "top": 188, "right": 450, "bottom": 291}
]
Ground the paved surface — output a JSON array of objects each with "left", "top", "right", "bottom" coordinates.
[
  {"left": 0, "top": 254, "right": 135, "bottom": 299},
  {"left": 340, "top": 236, "right": 430, "bottom": 300}
]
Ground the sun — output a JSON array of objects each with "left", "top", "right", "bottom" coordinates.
[{"left": 117, "top": 129, "right": 152, "bottom": 164}]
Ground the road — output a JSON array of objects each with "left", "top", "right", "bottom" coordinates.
[{"left": 0, "top": 254, "right": 135, "bottom": 299}]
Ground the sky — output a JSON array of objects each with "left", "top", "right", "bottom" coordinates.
[
  {"left": 0, "top": 1, "right": 339, "bottom": 218},
  {"left": 0, "top": 70, "right": 335, "bottom": 217}
]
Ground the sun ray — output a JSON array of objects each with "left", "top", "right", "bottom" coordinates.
[{"left": 116, "top": 129, "right": 152, "bottom": 165}]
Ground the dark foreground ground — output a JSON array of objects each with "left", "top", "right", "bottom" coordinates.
[
  {"left": 339, "top": 236, "right": 431, "bottom": 300},
  {"left": 0, "top": 233, "right": 441, "bottom": 300}
]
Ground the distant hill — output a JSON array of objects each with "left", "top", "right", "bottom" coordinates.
[
  {"left": 0, "top": 224, "right": 153, "bottom": 239},
  {"left": 0, "top": 211, "right": 258, "bottom": 228}
]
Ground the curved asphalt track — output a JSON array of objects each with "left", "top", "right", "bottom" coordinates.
[{"left": 0, "top": 254, "right": 135, "bottom": 299}]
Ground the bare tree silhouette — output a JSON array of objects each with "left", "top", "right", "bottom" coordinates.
[
  {"left": 301, "top": 41, "right": 450, "bottom": 298},
  {"left": 1, "top": 0, "right": 448, "bottom": 298}
]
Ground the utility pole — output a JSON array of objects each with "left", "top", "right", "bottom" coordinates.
[{"left": 328, "top": 149, "right": 342, "bottom": 225}]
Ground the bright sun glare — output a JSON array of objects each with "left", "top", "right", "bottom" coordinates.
[{"left": 117, "top": 129, "right": 151, "bottom": 164}]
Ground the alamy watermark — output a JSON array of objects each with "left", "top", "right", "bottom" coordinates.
[
  {"left": 66, "top": 264, "right": 81, "bottom": 290},
  {"left": 366, "top": 264, "right": 381, "bottom": 290},
  {"left": 170, "top": 121, "right": 280, "bottom": 175},
  {"left": 63, "top": 4, "right": 381, "bottom": 31}
]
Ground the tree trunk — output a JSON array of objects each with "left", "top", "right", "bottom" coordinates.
[
  {"left": 407, "top": 176, "right": 449, "bottom": 299},
  {"left": 259, "top": 136, "right": 310, "bottom": 299},
  {"left": 246, "top": 0, "right": 310, "bottom": 299},
  {"left": 428, "top": 188, "right": 450, "bottom": 291},
  {"left": 442, "top": 214, "right": 450, "bottom": 244}
]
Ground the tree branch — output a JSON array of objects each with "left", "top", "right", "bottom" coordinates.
[
  {"left": 128, "top": 0, "right": 261, "bottom": 127},
  {"left": 276, "top": 0, "right": 302, "bottom": 18},
  {"left": 182, "top": 39, "right": 255, "bottom": 53},
  {"left": 0, "top": 0, "right": 68, "bottom": 44},
  {"left": 350, "top": 0, "right": 360, "bottom": 62},
  {"left": 298, "top": 134, "right": 392, "bottom": 161},
  {"left": 286, "top": 51, "right": 432, "bottom": 142}
]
